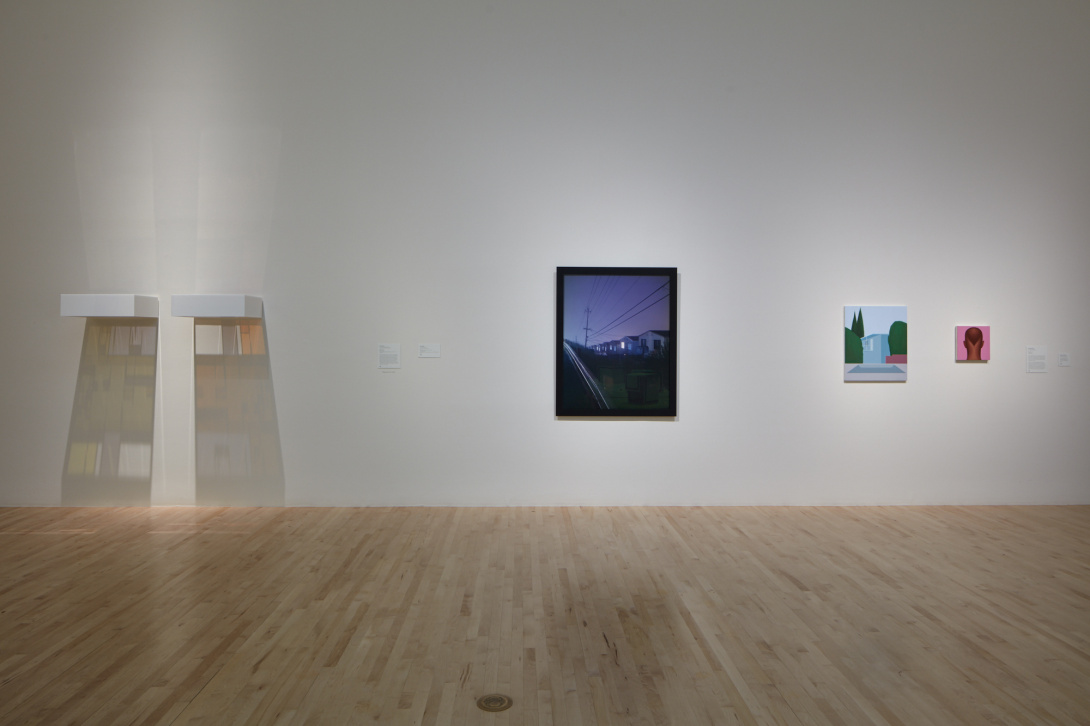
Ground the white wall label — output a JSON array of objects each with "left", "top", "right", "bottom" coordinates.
[
  {"left": 419, "top": 343, "right": 441, "bottom": 358},
  {"left": 1058, "top": 353, "right": 1071, "bottom": 367},
  {"left": 378, "top": 343, "right": 401, "bottom": 369},
  {"left": 1026, "top": 346, "right": 1048, "bottom": 373}
]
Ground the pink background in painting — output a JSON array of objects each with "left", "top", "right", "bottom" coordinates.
[{"left": 956, "top": 325, "right": 991, "bottom": 361}]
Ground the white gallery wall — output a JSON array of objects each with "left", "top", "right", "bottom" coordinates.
[{"left": 1, "top": 0, "right": 1088, "bottom": 506}]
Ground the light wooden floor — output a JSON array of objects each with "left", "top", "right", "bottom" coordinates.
[{"left": 1, "top": 506, "right": 1088, "bottom": 725}]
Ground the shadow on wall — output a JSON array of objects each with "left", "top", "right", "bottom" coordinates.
[
  {"left": 63, "top": 319, "right": 158, "bottom": 505},
  {"left": 193, "top": 317, "right": 284, "bottom": 506}
]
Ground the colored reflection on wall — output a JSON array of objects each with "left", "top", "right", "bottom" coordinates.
[
  {"left": 63, "top": 320, "right": 158, "bottom": 505},
  {"left": 194, "top": 318, "right": 284, "bottom": 506}
]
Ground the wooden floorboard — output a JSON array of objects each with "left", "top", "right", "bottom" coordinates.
[{"left": 0, "top": 506, "right": 1088, "bottom": 725}]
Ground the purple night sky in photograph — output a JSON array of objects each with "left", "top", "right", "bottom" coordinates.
[{"left": 563, "top": 275, "right": 670, "bottom": 348}]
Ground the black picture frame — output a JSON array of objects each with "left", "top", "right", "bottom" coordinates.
[{"left": 556, "top": 267, "right": 677, "bottom": 417}]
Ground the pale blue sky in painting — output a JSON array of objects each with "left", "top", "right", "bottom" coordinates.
[{"left": 844, "top": 306, "right": 907, "bottom": 338}]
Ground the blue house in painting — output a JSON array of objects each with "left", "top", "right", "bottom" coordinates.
[{"left": 861, "top": 333, "right": 890, "bottom": 364}]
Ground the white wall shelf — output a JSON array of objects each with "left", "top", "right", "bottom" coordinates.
[
  {"left": 60, "top": 294, "right": 159, "bottom": 318},
  {"left": 171, "top": 294, "right": 263, "bottom": 318}
]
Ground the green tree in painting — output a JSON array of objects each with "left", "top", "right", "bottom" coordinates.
[
  {"left": 845, "top": 328, "right": 863, "bottom": 364},
  {"left": 888, "top": 321, "right": 907, "bottom": 356},
  {"left": 852, "top": 308, "right": 865, "bottom": 339}
]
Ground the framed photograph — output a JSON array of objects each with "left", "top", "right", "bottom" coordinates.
[
  {"left": 955, "top": 325, "right": 990, "bottom": 361},
  {"left": 844, "top": 305, "right": 908, "bottom": 381},
  {"left": 556, "top": 267, "right": 677, "bottom": 416}
]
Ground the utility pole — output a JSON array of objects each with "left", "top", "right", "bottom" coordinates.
[{"left": 583, "top": 307, "right": 592, "bottom": 348}]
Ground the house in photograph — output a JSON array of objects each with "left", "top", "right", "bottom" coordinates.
[{"left": 639, "top": 330, "right": 669, "bottom": 356}]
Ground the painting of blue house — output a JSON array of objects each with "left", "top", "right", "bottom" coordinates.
[
  {"left": 844, "top": 305, "right": 907, "bottom": 382},
  {"left": 861, "top": 333, "right": 890, "bottom": 364}
]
